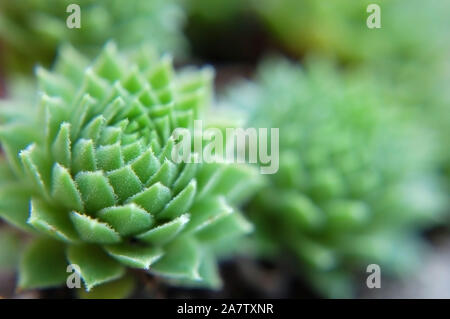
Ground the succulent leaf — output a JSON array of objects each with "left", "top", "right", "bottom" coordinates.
[
  {"left": 19, "top": 238, "right": 68, "bottom": 290},
  {"left": 67, "top": 244, "right": 125, "bottom": 291}
]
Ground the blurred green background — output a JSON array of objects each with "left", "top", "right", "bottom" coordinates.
[{"left": 0, "top": 0, "right": 449, "bottom": 298}]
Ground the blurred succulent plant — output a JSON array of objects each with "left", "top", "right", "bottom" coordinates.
[
  {"left": 255, "top": 0, "right": 450, "bottom": 65},
  {"left": 0, "top": 227, "right": 23, "bottom": 272},
  {"left": 0, "top": 0, "right": 187, "bottom": 74},
  {"left": 228, "top": 58, "right": 446, "bottom": 298},
  {"left": 0, "top": 42, "right": 260, "bottom": 297},
  {"left": 183, "top": 0, "right": 450, "bottom": 192},
  {"left": 256, "top": 0, "right": 450, "bottom": 163},
  {"left": 184, "top": 0, "right": 246, "bottom": 24}
]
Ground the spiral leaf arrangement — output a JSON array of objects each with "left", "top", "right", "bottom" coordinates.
[
  {"left": 229, "top": 59, "right": 446, "bottom": 297},
  {"left": 0, "top": 0, "right": 186, "bottom": 74},
  {"left": 0, "top": 42, "right": 260, "bottom": 296}
]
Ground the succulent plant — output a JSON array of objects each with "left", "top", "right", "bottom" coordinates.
[
  {"left": 0, "top": 0, "right": 187, "bottom": 74},
  {"left": 227, "top": 58, "right": 446, "bottom": 298},
  {"left": 0, "top": 42, "right": 260, "bottom": 297}
]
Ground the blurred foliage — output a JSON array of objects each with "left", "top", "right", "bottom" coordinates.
[
  {"left": 0, "top": 227, "right": 23, "bottom": 271},
  {"left": 256, "top": 0, "right": 450, "bottom": 186},
  {"left": 0, "top": 0, "right": 187, "bottom": 74},
  {"left": 184, "top": 0, "right": 450, "bottom": 190},
  {"left": 185, "top": 0, "right": 449, "bottom": 66},
  {"left": 227, "top": 58, "right": 447, "bottom": 297}
]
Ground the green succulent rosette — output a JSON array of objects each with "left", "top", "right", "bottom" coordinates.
[
  {"left": 0, "top": 42, "right": 261, "bottom": 297},
  {"left": 228, "top": 58, "right": 446, "bottom": 298},
  {"left": 184, "top": 0, "right": 246, "bottom": 24},
  {"left": 0, "top": 0, "right": 187, "bottom": 74}
]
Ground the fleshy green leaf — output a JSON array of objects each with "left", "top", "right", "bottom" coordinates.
[
  {"left": 0, "top": 228, "right": 23, "bottom": 270},
  {"left": 70, "top": 212, "right": 121, "bottom": 244},
  {"left": 80, "top": 115, "right": 105, "bottom": 143},
  {"left": 172, "top": 160, "right": 198, "bottom": 194},
  {"left": 51, "top": 163, "right": 83, "bottom": 212},
  {"left": 104, "top": 244, "right": 163, "bottom": 269},
  {"left": 185, "top": 196, "right": 233, "bottom": 233},
  {"left": 19, "top": 144, "right": 50, "bottom": 196},
  {"left": 122, "top": 140, "right": 143, "bottom": 163},
  {"left": 196, "top": 163, "right": 225, "bottom": 200},
  {"left": 96, "top": 143, "right": 124, "bottom": 172},
  {"left": 51, "top": 122, "right": 71, "bottom": 168},
  {"left": 0, "top": 123, "right": 37, "bottom": 175},
  {"left": 75, "top": 171, "right": 116, "bottom": 214},
  {"left": 38, "top": 67, "right": 73, "bottom": 101},
  {"left": 130, "top": 149, "right": 160, "bottom": 184},
  {"left": 98, "top": 204, "right": 153, "bottom": 237},
  {"left": 19, "top": 238, "right": 67, "bottom": 289},
  {"left": 72, "top": 139, "right": 97, "bottom": 174},
  {"left": 78, "top": 273, "right": 135, "bottom": 299},
  {"left": 151, "top": 236, "right": 201, "bottom": 281},
  {"left": 29, "top": 199, "right": 79, "bottom": 243},
  {"left": 196, "top": 211, "right": 253, "bottom": 243},
  {"left": 0, "top": 183, "right": 33, "bottom": 231},
  {"left": 197, "top": 251, "right": 222, "bottom": 288},
  {"left": 70, "top": 93, "right": 96, "bottom": 139},
  {"left": 67, "top": 244, "right": 125, "bottom": 291},
  {"left": 107, "top": 166, "right": 142, "bottom": 203},
  {"left": 158, "top": 180, "right": 196, "bottom": 219},
  {"left": 137, "top": 214, "right": 190, "bottom": 245},
  {"left": 39, "top": 94, "right": 68, "bottom": 149},
  {"left": 99, "top": 126, "right": 122, "bottom": 145},
  {"left": 146, "top": 159, "right": 178, "bottom": 187},
  {"left": 209, "top": 164, "right": 262, "bottom": 205}
]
